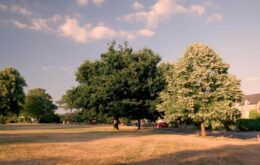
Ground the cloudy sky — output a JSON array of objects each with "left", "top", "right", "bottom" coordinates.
[{"left": 1, "top": 0, "right": 260, "bottom": 105}]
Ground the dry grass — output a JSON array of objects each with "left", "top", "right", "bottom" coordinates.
[{"left": 0, "top": 124, "right": 259, "bottom": 165}]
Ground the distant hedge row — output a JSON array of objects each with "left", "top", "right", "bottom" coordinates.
[{"left": 236, "top": 119, "right": 260, "bottom": 131}]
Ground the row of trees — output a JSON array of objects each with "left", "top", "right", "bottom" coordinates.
[
  {"left": 61, "top": 42, "right": 243, "bottom": 135},
  {"left": 1, "top": 42, "right": 243, "bottom": 136},
  {"left": 0, "top": 68, "right": 57, "bottom": 123}
]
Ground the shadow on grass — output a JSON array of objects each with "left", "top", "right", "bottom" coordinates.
[
  {"left": 1, "top": 124, "right": 259, "bottom": 145},
  {"left": 0, "top": 157, "right": 64, "bottom": 165},
  {"left": 127, "top": 144, "right": 260, "bottom": 165},
  {"left": 0, "top": 128, "right": 157, "bottom": 144},
  {"left": 207, "top": 131, "right": 260, "bottom": 140},
  {"left": 155, "top": 128, "right": 260, "bottom": 141},
  {"left": 0, "top": 124, "right": 97, "bottom": 130}
]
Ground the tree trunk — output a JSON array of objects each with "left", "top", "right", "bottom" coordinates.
[
  {"left": 201, "top": 123, "right": 206, "bottom": 137},
  {"left": 113, "top": 117, "right": 119, "bottom": 130},
  {"left": 137, "top": 119, "right": 141, "bottom": 129}
]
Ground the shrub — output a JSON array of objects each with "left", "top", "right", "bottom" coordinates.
[
  {"left": 236, "top": 119, "right": 260, "bottom": 131},
  {"left": 0, "top": 115, "right": 6, "bottom": 124},
  {"left": 6, "top": 115, "right": 18, "bottom": 123},
  {"left": 39, "top": 113, "right": 61, "bottom": 123},
  {"left": 249, "top": 110, "right": 260, "bottom": 119}
]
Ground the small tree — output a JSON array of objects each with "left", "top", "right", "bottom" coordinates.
[
  {"left": 0, "top": 68, "right": 27, "bottom": 119},
  {"left": 23, "top": 88, "right": 57, "bottom": 123},
  {"left": 159, "top": 43, "right": 243, "bottom": 136}
]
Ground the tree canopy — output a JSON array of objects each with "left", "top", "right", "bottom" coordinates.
[
  {"left": 62, "top": 42, "right": 165, "bottom": 129},
  {"left": 23, "top": 88, "right": 57, "bottom": 123},
  {"left": 159, "top": 43, "right": 243, "bottom": 136},
  {"left": 0, "top": 67, "right": 27, "bottom": 116}
]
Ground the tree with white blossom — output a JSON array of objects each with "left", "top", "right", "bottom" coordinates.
[{"left": 159, "top": 43, "right": 243, "bottom": 136}]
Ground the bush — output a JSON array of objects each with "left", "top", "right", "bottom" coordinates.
[
  {"left": 39, "top": 113, "right": 61, "bottom": 123},
  {"left": 249, "top": 110, "right": 260, "bottom": 119},
  {"left": 6, "top": 115, "right": 18, "bottom": 123},
  {"left": 0, "top": 115, "right": 6, "bottom": 124},
  {"left": 236, "top": 119, "right": 260, "bottom": 131}
]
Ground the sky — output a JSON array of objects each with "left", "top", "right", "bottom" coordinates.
[{"left": 1, "top": 0, "right": 260, "bottom": 110}]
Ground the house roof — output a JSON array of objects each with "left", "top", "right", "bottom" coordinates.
[{"left": 243, "top": 93, "right": 260, "bottom": 105}]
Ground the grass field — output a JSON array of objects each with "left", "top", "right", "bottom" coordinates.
[{"left": 0, "top": 124, "right": 259, "bottom": 165}]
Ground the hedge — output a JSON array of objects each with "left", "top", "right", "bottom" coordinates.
[{"left": 236, "top": 119, "right": 260, "bottom": 131}]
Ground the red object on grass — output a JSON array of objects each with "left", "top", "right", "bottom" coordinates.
[{"left": 157, "top": 122, "right": 168, "bottom": 128}]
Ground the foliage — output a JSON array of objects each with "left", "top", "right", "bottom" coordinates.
[
  {"left": 6, "top": 114, "right": 18, "bottom": 123},
  {"left": 249, "top": 110, "right": 260, "bottom": 119},
  {"left": 39, "top": 113, "right": 61, "bottom": 123},
  {"left": 0, "top": 68, "right": 27, "bottom": 117},
  {"left": 0, "top": 115, "right": 6, "bottom": 124},
  {"left": 236, "top": 119, "right": 260, "bottom": 131},
  {"left": 59, "top": 86, "right": 87, "bottom": 110},
  {"left": 159, "top": 43, "right": 243, "bottom": 135},
  {"left": 23, "top": 88, "right": 57, "bottom": 123},
  {"left": 63, "top": 42, "right": 164, "bottom": 129}
]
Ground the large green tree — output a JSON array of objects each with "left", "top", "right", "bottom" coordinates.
[
  {"left": 159, "top": 43, "right": 243, "bottom": 136},
  {"left": 64, "top": 42, "right": 164, "bottom": 129},
  {"left": 23, "top": 88, "right": 57, "bottom": 123},
  {"left": 0, "top": 68, "right": 27, "bottom": 117}
]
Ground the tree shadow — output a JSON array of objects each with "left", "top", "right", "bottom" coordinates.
[
  {"left": 0, "top": 157, "right": 63, "bottom": 165},
  {"left": 0, "top": 157, "right": 73, "bottom": 165},
  {"left": 0, "top": 124, "right": 97, "bottom": 130},
  {"left": 207, "top": 131, "right": 260, "bottom": 140},
  {"left": 0, "top": 127, "right": 158, "bottom": 144},
  {"left": 155, "top": 128, "right": 260, "bottom": 141},
  {"left": 128, "top": 144, "right": 260, "bottom": 165}
]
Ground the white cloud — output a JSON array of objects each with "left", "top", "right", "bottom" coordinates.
[
  {"left": 77, "top": 0, "right": 88, "bottom": 6},
  {"left": 132, "top": 1, "right": 144, "bottom": 10},
  {"left": 119, "top": 30, "right": 136, "bottom": 40},
  {"left": 59, "top": 17, "right": 87, "bottom": 43},
  {"left": 190, "top": 5, "right": 206, "bottom": 16},
  {"left": 10, "top": 5, "right": 32, "bottom": 16},
  {"left": 120, "top": 0, "right": 209, "bottom": 29},
  {"left": 89, "top": 25, "right": 116, "bottom": 40},
  {"left": 0, "top": 4, "right": 32, "bottom": 16},
  {"left": 59, "top": 17, "right": 158, "bottom": 43},
  {"left": 30, "top": 19, "right": 50, "bottom": 31},
  {"left": 11, "top": 15, "right": 151, "bottom": 43},
  {"left": 58, "top": 17, "right": 116, "bottom": 43},
  {"left": 244, "top": 77, "right": 260, "bottom": 82},
  {"left": 92, "top": 0, "right": 105, "bottom": 7},
  {"left": 207, "top": 13, "right": 223, "bottom": 23},
  {"left": 0, "top": 4, "right": 7, "bottom": 11},
  {"left": 136, "top": 28, "right": 155, "bottom": 37},
  {"left": 76, "top": 0, "right": 105, "bottom": 7},
  {"left": 10, "top": 20, "right": 29, "bottom": 29},
  {"left": 10, "top": 15, "right": 62, "bottom": 32}
]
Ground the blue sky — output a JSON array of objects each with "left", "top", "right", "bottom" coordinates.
[{"left": 1, "top": 0, "right": 260, "bottom": 106}]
